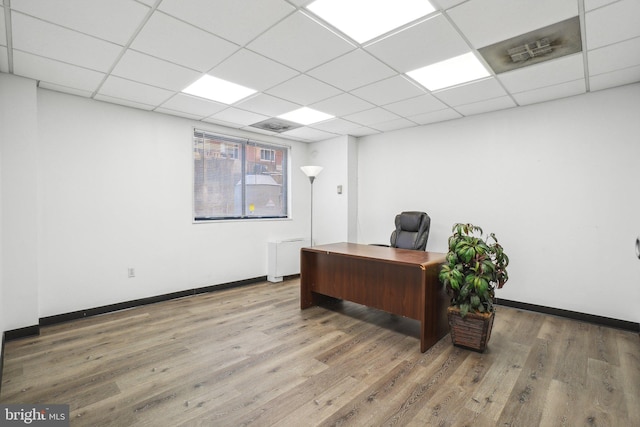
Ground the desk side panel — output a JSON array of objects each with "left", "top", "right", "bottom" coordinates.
[
  {"left": 421, "top": 263, "right": 450, "bottom": 351},
  {"left": 300, "top": 248, "right": 337, "bottom": 309},
  {"left": 300, "top": 248, "right": 318, "bottom": 309}
]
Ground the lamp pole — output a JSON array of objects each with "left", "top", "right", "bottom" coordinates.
[{"left": 300, "top": 166, "right": 323, "bottom": 246}]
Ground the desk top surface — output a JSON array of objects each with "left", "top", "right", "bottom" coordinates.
[{"left": 302, "top": 242, "right": 446, "bottom": 267}]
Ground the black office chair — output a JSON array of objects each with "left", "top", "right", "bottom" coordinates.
[{"left": 390, "top": 211, "right": 431, "bottom": 251}]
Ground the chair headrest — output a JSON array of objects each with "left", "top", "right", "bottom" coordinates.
[{"left": 398, "top": 211, "right": 425, "bottom": 232}]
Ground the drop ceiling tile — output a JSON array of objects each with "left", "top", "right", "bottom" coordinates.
[
  {"left": 365, "top": 14, "right": 469, "bottom": 72},
  {"left": 0, "top": 47, "right": 8, "bottom": 73},
  {"left": 159, "top": 0, "right": 295, "bottom": 46},
  {"left": 448, "top": 0, "right": 578, "bottom": 48},
  {"left": 512, "top": 79, "right": 586, "bottom": 105},
  {"left": 11, "top": 12, "right": 122, "bottom": 72},
  {"left": 266, "top": 74, "right": 342, "bottom": 105},
  {"left": 588, "top": 37, "right": 640, "bottom": 76},
  {"left": 39, "top": 82, "right": 94, "bottom": 98},
  {"left": 248, "top": 12, "right": 354, "bottom": 72},
  {"left": 433, "top": 77, "right": 508, "bottom": 106},
  {"left": 93, "top": 93, "right": 156, "bottom": 111},
  {"left": 455, "top": 96, "right": 516, "bottom": 117},
  {"left": 209, "top": 49, "right": 299, "bottom": 91},
  {"left": 432, "top": 0, "right": 466, "bottom": 9},
  {"left": 154, "top": 108, "right": 206, "bottom": 121},
  {"left": 203, "top": 118, "right": 246, "bottom": 129},
  {"left": 131, "top": 11, "right": 239, "bottom": 72},
  {"left": 234, "top": 93, "right": 300, "bottom": 117},
  {"left": 409, "top": 108, "right": 461, "bottom": 125},
  {"left": 586, "top": 0, "right": 640, "bottom": 50},
  {"left": 343, "top": 107, "right": 401, "bottom": 127},
  {"left": 349, "top": 127, "right": 381, "bottom": 137},
  {"left": 384, "top": 93, "right": 447, "bottom": 116},
  {"left": 351, "top": 75, "right": 425, "bottom": 106},
  {"left": 112, "top": 50, "right": 200, "bottom": 91},
  {"left": 308, "top": 49, "right": 396, "bottom": 91},
  {"left": 97, "top": 76, "right": 174, "bottom": 106},
  {"left": 498, "top": 54, "right": 584, "bottom": 94},
  {"left": 208, "top": 107, "right": 270, "bottom": 127},
  {"left": 158, "top": 93, "right": 227, "bottom": 117},
  {"left": 590, "top": 65, "right": 640, "bottom": 91},
  {"left": 310, "top": 93, "right": 374, "bottom": 117},
  {"left": 311, "top": 118, "right": 364, "bottom": 134},
  {"left": 10, "top": 0, "right": 149, "bottom": 45},
  {"left": 3, "top": 0, "right": 636, "bottom": 136},
  {"left": 371, "top": 117, "right": 417, "bottom": 132},
  {"left": 585, "top": 0, "right": 618, "bottom": 11},
  {"left": 12, "top": 50, "right": 105, "bottom": 92},
  {"left": 281, "top": 126, "right": 337, "bottom": 142}
]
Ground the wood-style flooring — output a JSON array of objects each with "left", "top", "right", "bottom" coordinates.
[{"left": 1, "top": 279, "right": 639, "bottom": 426}]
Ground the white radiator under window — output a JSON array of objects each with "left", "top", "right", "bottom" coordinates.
[{"left": 267, "top": 238, "right": 309, "bottom": 282}]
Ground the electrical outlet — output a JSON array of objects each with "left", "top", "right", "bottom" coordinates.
[{"left": 128, "top": 268, "right": 135, "bottom": 278}]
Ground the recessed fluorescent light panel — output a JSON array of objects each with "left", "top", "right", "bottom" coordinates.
[
  {"left": 407, "top": 52, "right": 491, "bottom": 91},
  {"left": 182, "top": 75, "right": 256, "bottom": 104},
  {"left": 278, "top": 107, "right": 334, "bottom": 125},
  {"left": 307, "top": 0, "right": 436, "bottom": 44}
]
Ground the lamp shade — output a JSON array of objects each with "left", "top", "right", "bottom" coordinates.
[{"left": 300, "top": 165, "right": 323, "bottom": 178}]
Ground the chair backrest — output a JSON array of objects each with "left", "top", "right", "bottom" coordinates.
[{"left": 390, "top": 211, "right": 431, "bottom": 250}]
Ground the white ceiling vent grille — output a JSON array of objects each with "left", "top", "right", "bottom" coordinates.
[
  {"left": 250, "top": 118, "right": 302, "bottom": 133},
  {"left": 479, "top": 16, "right": 582, "bottom": 74}
]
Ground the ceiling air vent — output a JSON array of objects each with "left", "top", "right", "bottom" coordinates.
[
  {"left": 479, "top": 16, "right": 582, "bottom": 74},
  {"left": 250, "top": 118, "right": 302, "bottom": 133},
  {"left": 507, "top": 38, "right": 553, "bottom": 63}
]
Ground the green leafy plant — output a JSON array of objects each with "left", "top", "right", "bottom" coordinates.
[{"left": 439, "top": 223, "right": 509, "bottom": 318}]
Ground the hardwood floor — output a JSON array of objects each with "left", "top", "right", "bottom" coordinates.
[{"left": 1, "top": 279, "right": 639, "bottom": 426}]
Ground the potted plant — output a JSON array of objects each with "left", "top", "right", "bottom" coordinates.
[{"left": 438, "top": 223, "right": 509, "bottom": 352}]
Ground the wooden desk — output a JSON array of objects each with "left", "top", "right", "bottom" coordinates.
[{"left": 300, "top": 242, "right": 449, "bottom": 352}]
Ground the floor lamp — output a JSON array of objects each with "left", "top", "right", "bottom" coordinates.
[{"left": 300, "top": 166, "right": 323, "bottom": 246}]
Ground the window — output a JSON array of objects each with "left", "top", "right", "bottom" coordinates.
[
  {"left": 260, "top": 148, "right": 275, "bottom": 162},
  {"left": 193, "top": 129, "right": 289, "bottom": 221}
]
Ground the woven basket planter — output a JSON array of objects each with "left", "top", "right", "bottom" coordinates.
[{"left": 447, "top": 306, "right": 495, "bottom": 352}]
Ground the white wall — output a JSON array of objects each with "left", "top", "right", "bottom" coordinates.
[
  {"left": 355, "top": 83, "right": 640, "bottom": 324},
  {"left": 0, "top": 86, "right": 310, "bottom": 323},
  {"left": 1, "top": 74, "right": 39, "bottom": 331},
  {"left": 307, "top": 135, "right": 358, "bottom": 245},
  {"left": 346, "top": 136, "right": 358, "bottom": 243}
]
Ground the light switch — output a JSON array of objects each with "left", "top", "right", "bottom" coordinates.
[{"left": 337, "top": 185, "right": 343, "bottom": 194}]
